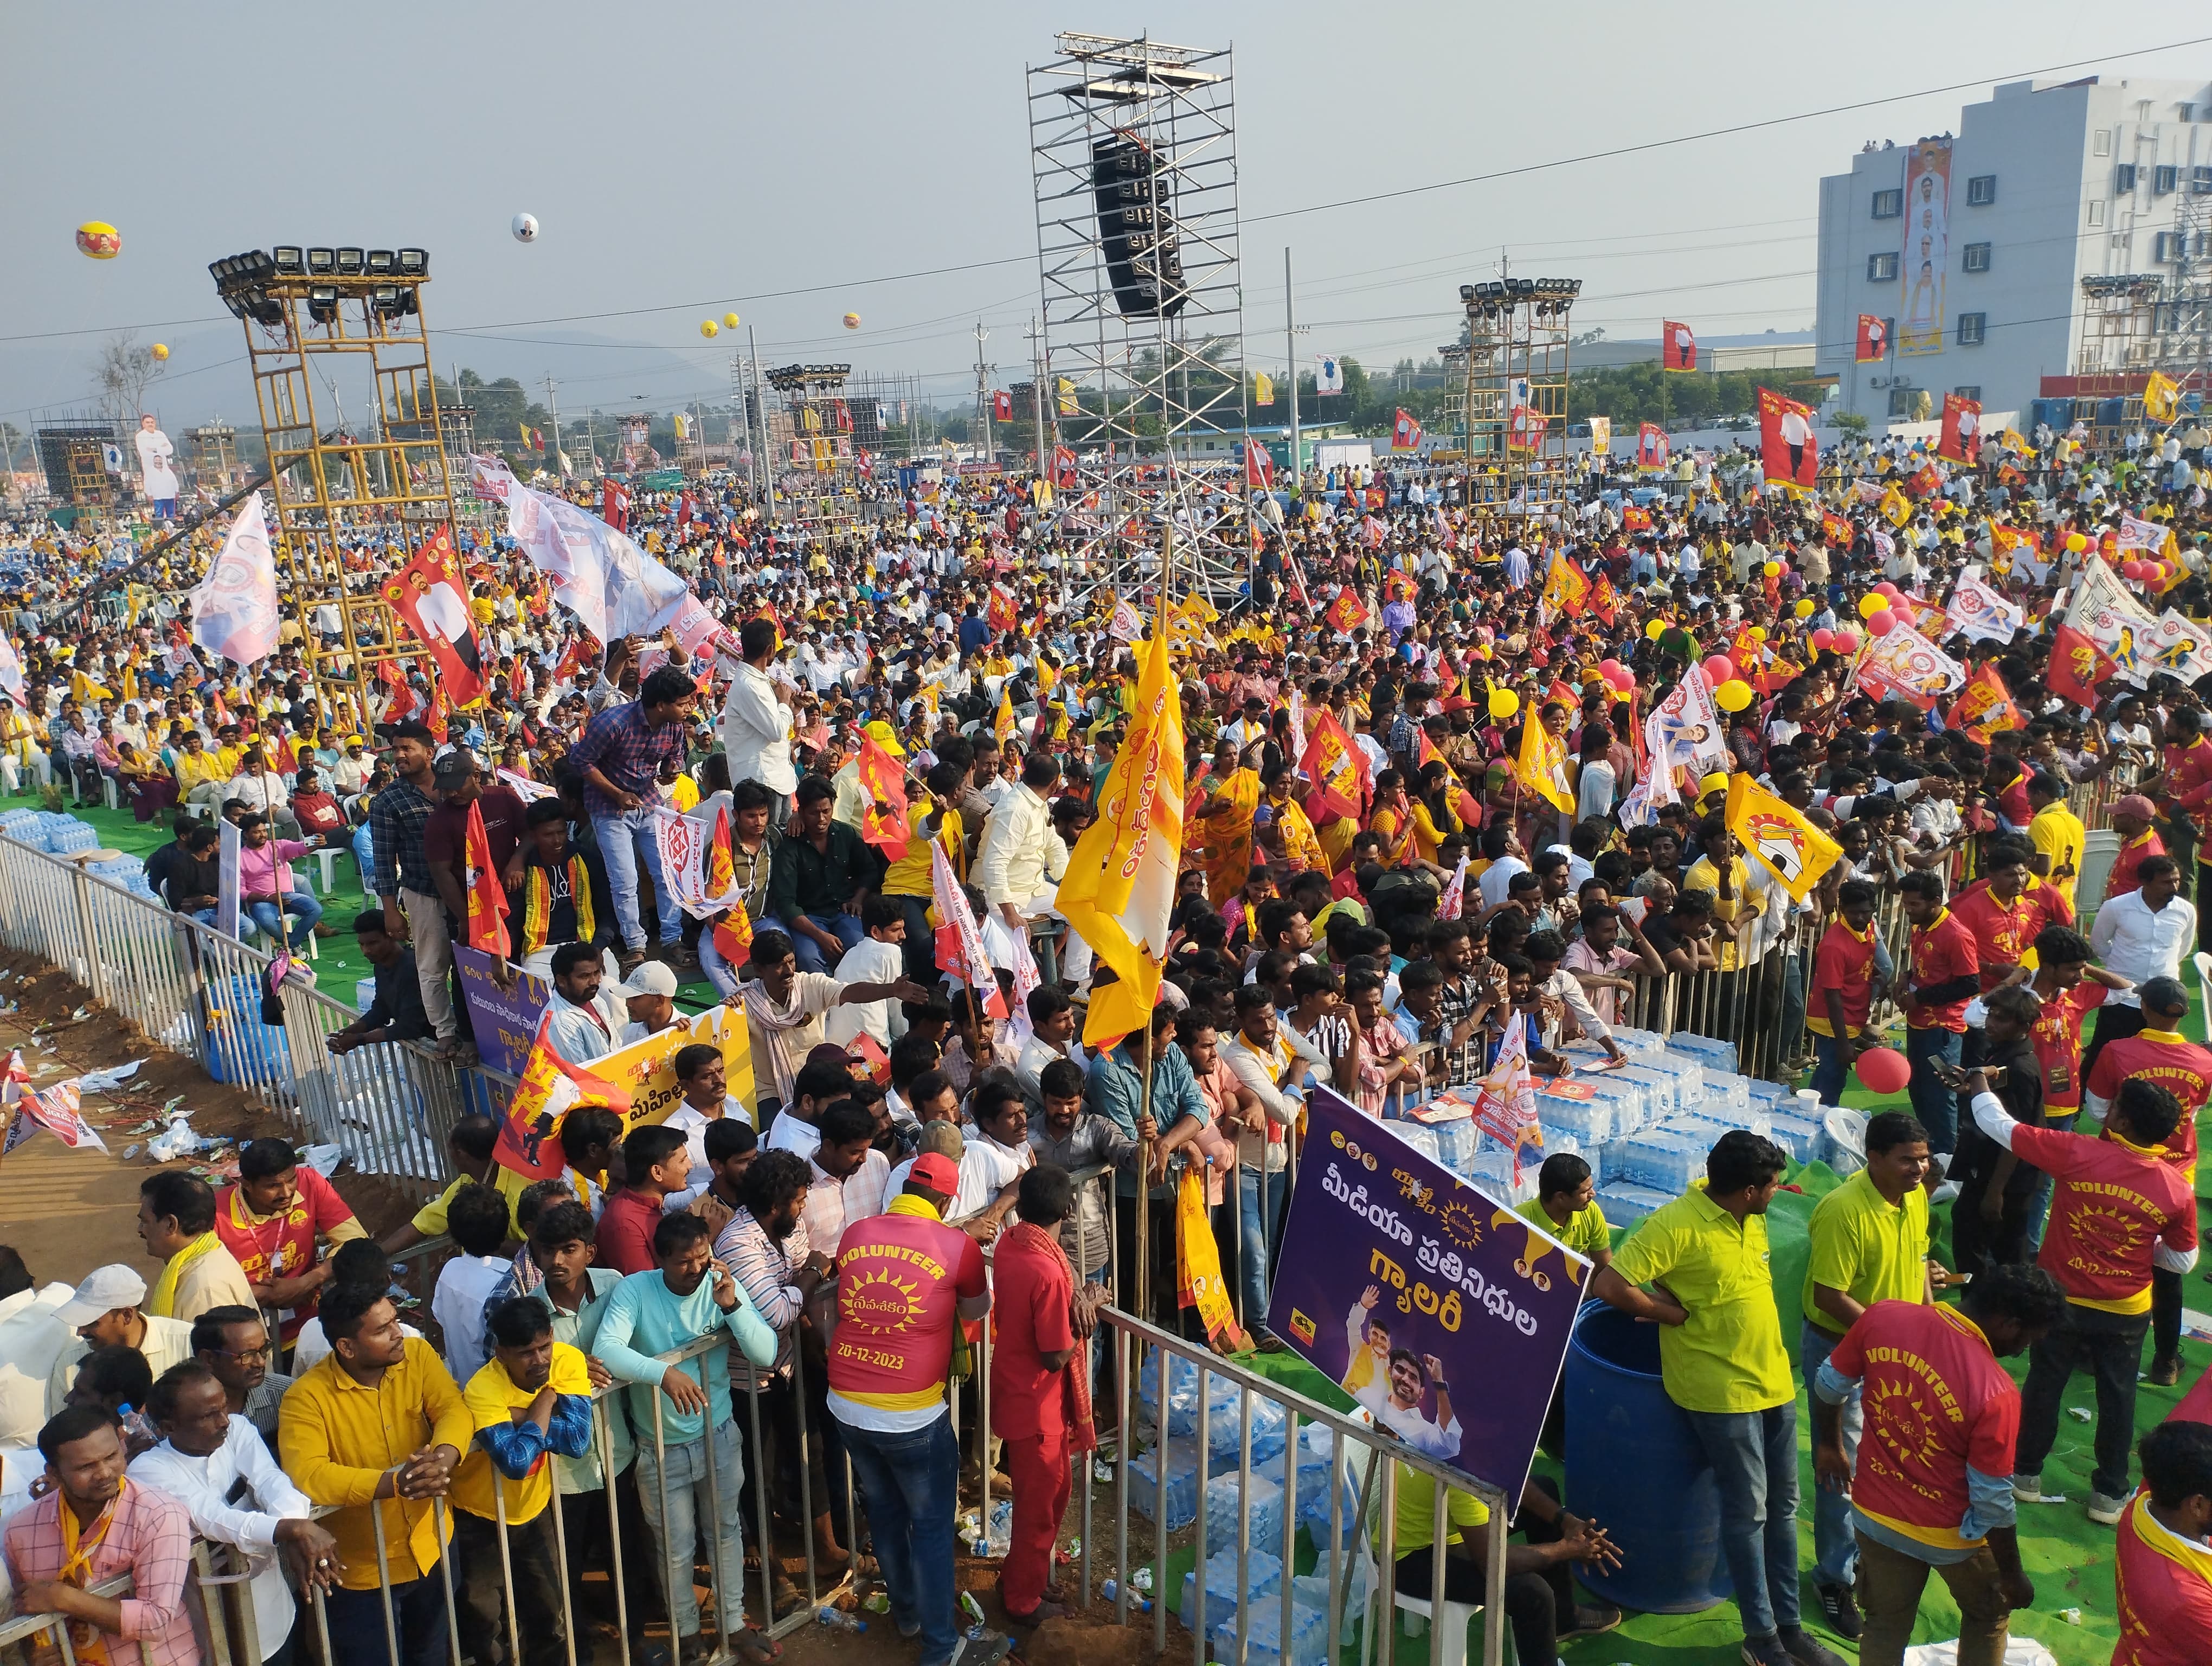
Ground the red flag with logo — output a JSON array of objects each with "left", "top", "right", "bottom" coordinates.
[
  {"left": 986, "top": 586, "right": 1019, "bottom": 634},
  {"left": 712, "top": 907, "right": 754, "bottom": 970},
  {"left": 425, "top": 679, "right": 450, "bottom": 743},
  {"left": 856, "top": 734, "right": 912, "bottom": 856},
  {"left": 992, "top": 390, "right": 1013, "bottom": 422},
  {"left": 1245, "top": 443, "right": 1274, "bottom": 489},
  {"left": 2046, "top": 621, "right": 2116, "bottom": 709},
  {"left": 1325, "top": 588, "right": 1369, "bottom": 633},
  {"left": 1391, "top": 408, "right": 1423, "bottom": 451},
  {"left": 1662, "top": 321, "right": 1697, "bottom": 371},
  {"left": 380, "top": 527, "right": 488, "bottom": 705},
  {"left": 1299, "top": 710, "right": 1373, "bottom": 824},
  {"left": 1053, "top": 445, "right": 1078, "bottom": 489},
  {"left": 1757, "top": 386, "right": 1819, "bottom": 491},
  {"left": 1905, "top": 461, "right": 1942, "bottom": 499},
  {"left": 1636, "top": 422, "right": 1670, "bottom": 471},
  {"left": 1588, "top": 572, "right": 1619, "bottom": 626},
  {"left": 494, "top": 1016, "right": 633, "bottom": 1184},
  {"left": 1938, "top": 392, "right": 1982, "bottom": 465},
  {"left": 1855, "top": 314, "right": 1888, "bottom": 363},
  {"left": 464, "top": 802, "right": 512, "bottom": 957}
]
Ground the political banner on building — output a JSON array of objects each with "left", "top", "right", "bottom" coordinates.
[
  {"left": 455, "top": 945, "right": 551, "bottom": 1078},
  {"left": 1267, "top": 1087, "right": 1589, "bottom": 1501},
  {"left": 1896, "top": 139, "right": 1952, "bottom": 357}
]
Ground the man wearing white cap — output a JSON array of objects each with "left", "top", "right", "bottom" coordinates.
[
  {"left": 42, "top": 1266, "right": 195, "bottom": 1419},
  {"left": 620, "top": 958, "right": 682, "bottom": 1037}
]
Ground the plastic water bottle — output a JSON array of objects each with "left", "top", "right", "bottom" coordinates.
[
  {"left": 1102, "top": 1580, "right": 1152, "bottom": 1613},
  {"left": 815, "top": 1607, "right": 866, "bottom": 1632}
]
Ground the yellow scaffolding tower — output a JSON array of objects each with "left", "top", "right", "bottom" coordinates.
[{"left": 211, "top": 246, "right": 458, "bottom": 733}]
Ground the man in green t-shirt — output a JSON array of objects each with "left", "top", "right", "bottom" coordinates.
[
  {"left": 1593, "top": 1131, "right": 1844, "bottom": 1666},
  {"left": 1799, "top": 1110, "right": 1933, "bottom": 1639}
]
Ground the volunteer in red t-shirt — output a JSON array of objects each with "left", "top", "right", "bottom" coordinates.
[
  {"left": 1947, "top": 838, "right": 2065, "bottom": 1059},
  {"left": 2103, "top": 794, "right": 2167, "bottom": 900},
  {"left": 2084, "top": 975, "right": 2211, "bottom": 1389},
  {"left": 2023, "top": 926, "right": 2125, "bottom": 1125},
  {"left": 1966, "top": 1074, "right": 2201, "bottom": 1523},
  {"left": 1898, "top": 870, "right": 1980, "bottom": 1163},
  {"left": 988, "top": 1165, "right": 1109, "bottom": 1623},
  {"left": 1806, "top": 879, "right": 1882, "bottom": 1105},
  {"left": 816, "top": 1152, "right": 1006, "bottom": 1666},
  {"left": 215, "top": 1137, "right": 367, "bottom": 1342},
  {"left": 1810, "top": 1265, "right": 2066, "bottom": 1665},
  {"left": 2111, "top": 1420, "right": 2212, "bottom": 1665}
]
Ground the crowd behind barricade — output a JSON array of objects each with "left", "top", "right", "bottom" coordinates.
[{"left": 4, "top": 406, "right": 2212, "bottom": 1666}]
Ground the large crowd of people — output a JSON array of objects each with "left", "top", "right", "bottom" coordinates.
[{"left": 3, "top": 403, "right": 2212, "bottom": 1666}]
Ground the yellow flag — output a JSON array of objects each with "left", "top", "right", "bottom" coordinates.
[
  {"left": 2145, "top": 371, "right": 2181, "bottom": 424},
  {"left": 1879, "top": 483, "right": 1912, "bottom": 528},
  {"left": 1725, "top": 772, "right": 1842, "bottom": 904},
  {"left": 994, "top": 682, "right": 1015, "bottom": 743},
  {"left": 1514, "top": 712, "right": 1573, "bottom": 812},
  {"left": 673, "top": 413, "right": 691, "bottom": 441},
  {"left": 1058, "top": 583, "right": 1187, "bottom": 1047},
  {"left": 1057, "top": 377, "right": 1078, "bottom": 416},
  {"left": 1253, "top": 371, "right": 1275, "bottom": 408}
]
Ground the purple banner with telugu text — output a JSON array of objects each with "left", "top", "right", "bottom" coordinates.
[
  {"left": 454, "top": 945, "right": 548, "bottom": 1078},
  {"left": 1266, "top": 1087, "right": 1589, "bottom": 1503}
]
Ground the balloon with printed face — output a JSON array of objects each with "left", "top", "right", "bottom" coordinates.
[
  {"left": 700, "top": 319, "right": 719, "bottom": 338},
  {"left": 512, "top": 213, "right": 539, "bottom": 243},
  {"left": 76, "top": 222, "right": 120, "bottom": 259},
  {"left": 151, "top": 343, "right": 169, "bottom": 361},
  {"left": 843, "top": 312, "right": 861, "bottom": 330}
]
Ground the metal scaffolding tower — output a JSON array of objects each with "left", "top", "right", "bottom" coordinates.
[
  {"left": 1028, "top": 30, "right": 1246, "bottom": 607},
  {"left": 1456, "top": 275, "right": 1581, "bottom": 539},
  {"left": 765, "top": 363, "right": 865, "bottom": 540}
]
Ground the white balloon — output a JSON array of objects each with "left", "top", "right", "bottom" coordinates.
[{"left": 511, "top": 213, "right": 539, "bottom": 244}]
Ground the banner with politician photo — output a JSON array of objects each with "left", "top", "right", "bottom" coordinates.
[
  {"left": 381, "top": 527, "right": 487, "bottom": 704},
  {"left": 1266, "top": 1087, "right": 1588, "bottom": 1500},
  {"left": 1897, "top": 138, "right": 1952, "bottom": 357},
  {"left": 1757, "top": 387, "right": 1818, "bottom": 492}
]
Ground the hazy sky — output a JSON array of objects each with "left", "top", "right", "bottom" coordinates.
[{"left": 5, "top": 2, "right": 2208, "bottom": 429}]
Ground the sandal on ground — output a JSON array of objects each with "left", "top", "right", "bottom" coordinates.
[{"left": 730, "top": 1626, "right": 782, "bottom": 1664}]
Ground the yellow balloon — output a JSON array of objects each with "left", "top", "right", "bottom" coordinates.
[
  {"left": 1644, "top": 619, "right": 1666, "bottom": 640},
  {"left": 1748, "top": 626, "right": 1767, "bottom": 643},
  {"left": 1858, "top": 593, "right": 1891, "bottom": 619},
  {"left": 75, "top": 221, "right": 120, "bottom": 259},
  {"left": 150, "top": 343, "right": 169, "bottom": 361},
  {"left": 1488, "top": 690, "right": 1520, "bottom": 722},
  {"left": 1794, "top": 598, "right": 1815, "bottom": 618},
  {"left": 723, "top": 312, "right": 741, "bottom": 329},
  {"left": 1762, "top": 561, "right": 1780, "bottom": 578},
  {"left": 1715, "top": 679, "right": 1753, "bottom": 712},
  {"left": 2064, "top": 531, "right": 2088, "bottom": 553},
  {"left": 699, "top": 319, "right": 719, "bottom": 338}
]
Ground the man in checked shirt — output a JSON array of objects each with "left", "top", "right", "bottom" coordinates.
[
  {"left": 368, "top": 722, "right": 466, "bottom": 1059},
  {"left": 568, "top": 665, "right": 702, "bottom": 975}
]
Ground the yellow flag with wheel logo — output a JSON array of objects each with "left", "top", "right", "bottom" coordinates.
[{"left": 1725, "top": 771, "right": 1842, "bottom": 903}]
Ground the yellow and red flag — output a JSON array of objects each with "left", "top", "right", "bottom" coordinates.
[
  {"left": 1724, "top": 772, "right": 1842, "bottom": 904},
  {"left": 493, "top": 1017, "right": 633, "bottom": 1183},
  {"left": 1324, "top": 588, "right": 1369, "bottom": 635},
  {"left": 994, "top": 683, "right": 1017, "bottom": 744},
  {"left": 704, "top": 805, "right": 737, "bottom": 898},
  {"left": 986, "top": 585, "right": 1019, "bottom": 634},
  {"left": 1418, "top": 731, "right": 1482, "bottom": 828},
  {"left": 2045, "top": 622, "right": 2114, "bottom": 709},
  {"left": 1587, "top": 572, "right": 1618, "bottom": 626},
  {"left": 1057, "top": 586, "right": 1187, "bottom": 1048},
  {"left": 856, "top": 733, "right": 912, "bottom": 856},
  {"left": 1298, "top": 710, "right": 1372, "bottom": 824},
  {"left": 463, "top": 802, "right": 511, "bottom": 958},
  {"left": 1950, "top": 661, "right": 2024, "bottom": 743},
  {"left": 712, "top": 906, "right": 754, "bottom": 970},
  {"left": 1515, "top": 713, "right": 1573, "bottom": 813},
  {"left": 1541, "top": 554, "right": 1590, "bottom": 616}
]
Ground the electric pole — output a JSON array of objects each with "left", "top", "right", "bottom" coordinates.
[
  {"left": 542, "top": 375, "right": 563, "bottom": 477},
  {"left": 1284, "top": 247, "right": 1300, "bottom": 491},
  {"left": 972, "top": 319, "right": 994, "bottom": 462}
]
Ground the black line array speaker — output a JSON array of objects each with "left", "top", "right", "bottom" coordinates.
[{"left": 1091, "top": 136, "right": 1187, "bottom": 319}]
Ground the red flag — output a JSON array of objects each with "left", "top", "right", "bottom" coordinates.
[
  {"left": 1822, "top": 510, "right": 1851, "bottom": 546},
  {"left": 381, "top": 527, "right": 488, "bottom": 705},
  {"left": 2046, "top": 621, "right": 2115, "bottom": 709},
  {"left": 494, "top": 1016, "right": 633, "bottom": 1184},
  {"left": 1052, "top": 444, "right": 1078, "bottom": 489},
  {"left": 1324, "top": 589, "right": 1369, "bottom": 634},
  {"left": 1662, "top": 320, "right": 1697, "bottom": 371},
  {"left": 426, "top": 678, "right": 450, "bottom": 743},
  {"left": 712, "top": 907, "right": 754, "bottom": 969},
  {"left": 1391, "top": 408, "right": 1423, "bottom": 451},
  {"left": 1636, "top": 422, "right": 1670, "bottom": 471},
  {"left": 1905, "top": 461, "right": 1943, "bottom": 499},
  {"left": 1938, "top": 392, "right": 1982, "bottom": 465},
  {"left": 464, "top": 802, "right": 511, "bottom": 957},
  {"left": 601, "top": 479, "right": 630, "bottom": 531},
  {"left": 992, "top": 389, "right": 1013, "bottom": 422},
  {"left": 210, "top": 687, "right": 232, "bottom": 729},
  {"left": 835, "top": 399, "right": 853, "bottom": 433},
  {"left": 704, "top": 806, "right": 737, "bottom": 899},
  {"left": 1757, "top": 386, "right": 1818, "bottom": 491},
  {"left": 1245, "top": 443, "right": 1274, "bottom": 490},
  {"left": 1588, "top": 572, "right": 1618, "bottom": 627},
  {"left": 1949, "top": 662, "right": 2024, "bottom": 742},
  {"left": 1855, "top": 313, "right": 1888, "bottom": 363},
  {"left": 1621, "top": 505, "right": 1652, "bottom": 533},
  {"left": 856, "top": 734, "right": 912, "bottom": 856},
  {"left": 1299, "top": 710, "right": 1373, "bottom": 824},
  {"left": 1418, "top": 731, "right": 1483, "bottom": 829},
  {"left": 986, "top": 586, "right": 1019, "bottom": 634}
]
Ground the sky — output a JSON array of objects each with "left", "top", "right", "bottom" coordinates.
[{"left": 4, "top": 2, "right": 2209, "bottom": 431}]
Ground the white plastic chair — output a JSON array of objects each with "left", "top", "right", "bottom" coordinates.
[
  {"left": 312, "top": 847, "right": 344, "bottom": 895},
  {"left": 1341, "top": 1423, "right": 1498, "bottom": 1666}
]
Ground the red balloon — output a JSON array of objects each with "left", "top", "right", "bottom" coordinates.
[
  {"left": 2123, "top": 560, "right": 2149, "bottom": 582},
  {"left": 1598, "top": 658, "right": 1625, "bottom": 684},
  {"left": 1874, "top": 581, "right": 1901, "bottom": 599},
  {"left": 1829, "top": 630, "right": 1861, "bottom": 655},
  {"left": 1854, "top": 1046, "right": 1911, "bottom": 1097},
  {"left": 1866, "top": 610, "right": 1899, "bottom": 637},
  {"left": 1701, "top": 655, "right": 1735, "bottom": 685},
  {"left": 1810, "top": 629, "right": 1835, "bottom": 651}
]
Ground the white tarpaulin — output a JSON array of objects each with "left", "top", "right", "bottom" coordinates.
[
  {"left": 2065, "top": 558, "right": 2162, "bottom": 682},
  {"left": 648, "top": 805, "right": 742, "bottom": 920},
  {"left": 1942, "top": 573, "right": 2025, "bottom": 646}
]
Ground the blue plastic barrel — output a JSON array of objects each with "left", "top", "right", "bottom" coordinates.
[
  {"left": 205, "top": 973, "right": 292, "bottom": 1087},
  {"left": 1562, "top": 1303, "right": 1732, "bottom": 1613}
]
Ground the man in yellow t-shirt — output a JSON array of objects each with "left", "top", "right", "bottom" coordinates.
[
  {"left": 1798, "top": 1111, "right": 1933, "bottom": 1637},
  {"left": 449, "top": 1298, "right": 595, "bottom": 1666},
  {"left": 2024, "top": 772, "right": 2086, "bottom": 912},
  {"left": 1596, "top": 1132, "right": 1840, "bottom": 1666},
  {"left": 1514, "top": 1151, "right": 1612, "bottom": 1268}
]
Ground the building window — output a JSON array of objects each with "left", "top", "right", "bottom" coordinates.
[
  {"left": 2094, "top": 129, "right": 2112, "bottom": 156},
  {"left": 2197, "top": 165, "right": 2212, "bottom": 194},
  {"left": 1963, "top": 242, "right": 1992, "bottom": 272},
  {"left": 1867, "top": 252, "right": 1900, "bottom": 282},
  {"left": 2115, "top": 163, "right": 2138, "bottom": 192},
  {"left": 2183, "top": 104, "right": 2196, "bottom": 123},
  {"left": 1954, "top": 386, "right": 1982, "bottom": 401},
  {"left": 1966, "top": 174, "right": 1997, "bottom": 206},
  {"left": 2088, "top": 200, "right": 2106, "bottom": 227},
  {"left": 2155, "top": 164, "right": 2179, "bottom": 194},
  {"left": 1957, "top": 312, "right": 1986, "bottom": 346},
  {"left": 1887, "top": 386, "right": 1919, "bottom": 418},
  {"left": 1870, "top": 188, "right": 1902, "bottom": 219}
]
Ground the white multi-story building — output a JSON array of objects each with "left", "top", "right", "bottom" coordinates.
[{"left": 1816, "top": 74, "right": 2212, "bottom": 425}]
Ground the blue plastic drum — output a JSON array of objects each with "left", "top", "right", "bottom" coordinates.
[{"left": 1562, "top": 1302, "right": 1732, "bottom": 1613}]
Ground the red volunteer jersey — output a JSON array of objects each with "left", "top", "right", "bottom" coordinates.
[
  {"left": 826, "top": 1204, "right": 986, "bottom": 1414},
  {"left": 2017, "top": 1124, "right": 2198, "bottom": 1315},
  {"left": 1945, "top": 885, "right": 2039, "bottom": 993},
  {"left": 1806, "top": 921, "right": 1878, "bottom": 1036},
  {"left": 2165, "top": 738, "right": 2212, "bottom": 847},
  {"left": 2029, "top": 981, "right": 2107, "bottom": 1111},
  {"left": 2112, "top": 1488, "right": 2212, "bottom": 1666},
  {"left": 1827, "top": 1300, "right": 2020, "bottom": 1552},
  {"left": 2085, "top": 1029, "right": 2210, "bottom": 1183},
  {"left": 1906, "top": 908, "right": 1979, "bottom": 1032},
  {"left": 2105, "top": 830, "right": 2166, "bottom": 899}
]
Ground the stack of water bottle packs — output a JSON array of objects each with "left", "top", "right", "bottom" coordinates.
[
  {"left": 1388, "top": 1026, "right": 1855, "bottom": 1226},
  {"left": 0, "top": 810, "right": 157, "bottom": 899}
]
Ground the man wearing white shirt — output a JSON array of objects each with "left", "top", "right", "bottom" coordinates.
[
  {"left": 976, "top": 753, "right": 1079, "bottom": 977},
  {"left": 721, "top": 618, "right": 798, "bottom": 829},
  {"left": 948, "top": 1081, "right": 1033, "bottom": 1237},
  {"left": 1220, "top": 988, "right": 1324, "bottom": 1348},
  {"left": 2085, "top": 855, "right": 2196, "bottom": 1067},
  {"left": 661, "top": 1045, "right": 753, "bottom": 1209},
  {"left": 825, "top": 896, "right": 911, "bottom": 1050},
  {"left": 1476, "top": 823, "right": 1528, "bottom": 911},
  {"left": 0, "top": 1252, "right": 74, "bottom": 1448},
  {"left": 542, "top": 944, "right": 639, "bottom": 1067},
  {"left": 131, "top": 1362, "right": 340, "bottom": 1662},
  {"left": 1352, "top": 1348, "right": 1463, "bottom": 1462}
]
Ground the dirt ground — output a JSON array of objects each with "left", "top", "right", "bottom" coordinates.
[{"left": 0, "top": 944, "right": 419, "bottom": 1288}]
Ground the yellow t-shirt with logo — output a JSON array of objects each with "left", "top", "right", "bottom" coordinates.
[
  {"left": 1515, "top": 1195, "right": 1611, "bottom": 1259},
  {"left": 1801, "top": 1169, "right": 1929, "bottom": 1335}
]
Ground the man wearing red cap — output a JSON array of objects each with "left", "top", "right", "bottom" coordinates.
[{"left": 814, "top": 1151, "right": 1008, "bottom": 1666}]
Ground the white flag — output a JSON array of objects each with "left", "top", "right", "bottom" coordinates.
[
  {"left": 189, "top": 496, "right": 281, "bottom": 668},
  {"left": 1943, "top": 574, "right": 2025, "bottom": 647},
  {"left": 217, "top": 817, "right": 242, "bottom": 941},
  {"left": 1315, "top": 354, "right": 1345, "bottom": 395},
  {"left": 2065, "top": 557, "right": 2161, "bottom": 680},
  {"left": 0, "top": 633, "right": 24, "bottom": 701},
  {"left": 1437, "top": 853, "right": 1470, "bottom": 920},
  {"left": 2147, "top": 611, "right": 2212, "bottom": 683},
  {"left": 505, "top": 481, "right": 687, "bottom": 642},
  {"left": 929, "top": 842, "right": 1008, "bottom": 1020},
  {"left": 1107, "top": 598, "right": 1143, "bottom": 642},
  {"left": 2117, "top": 514, "right": 2166, "bottom": 554}
]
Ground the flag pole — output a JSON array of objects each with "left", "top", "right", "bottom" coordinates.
[{"left": 1136, "top": 1017, "right": 1154, "bottom": 1325}]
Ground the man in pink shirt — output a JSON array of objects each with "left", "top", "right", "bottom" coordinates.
[
  {"left": 3, "top": 1405, "right": 198, "bottom": 1666},
  {"left": 235, "top": 812, "right": 324, "bottom": 950}
]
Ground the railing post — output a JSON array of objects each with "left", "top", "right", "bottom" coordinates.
[{"left": 68, "top": 863, "right": 107, "bottom": 1004}]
